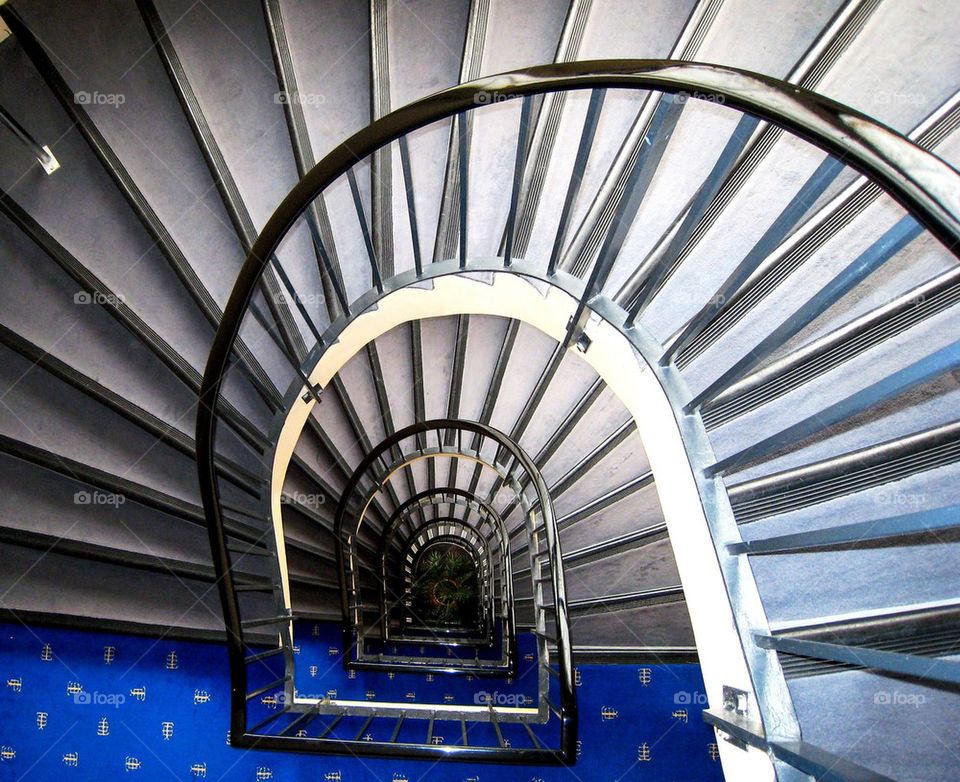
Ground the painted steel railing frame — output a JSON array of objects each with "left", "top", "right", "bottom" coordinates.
[
  {"left": 197, "top": 61, "right": 960, "bottom": 770},
  {"left": 335, "top": 420, "right": 565, "bottom": 719}
]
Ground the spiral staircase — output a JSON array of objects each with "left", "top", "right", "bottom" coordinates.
[{"left": 1, "top": 0, "right": 959, "bottom": 779}]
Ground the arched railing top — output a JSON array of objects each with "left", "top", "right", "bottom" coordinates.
[
  {"left": 198, "top": 63, "right": 960, "bottom": 403},
  {"left": 333, "top": 419, "right": 572, "bottom": 734},
  {"left": 196, "top": 60, "right": 960, "bottom": 769},
  {"left": 198, "top": 62, "right": 960, "bottom": 603},
  {"left": 381, "top": 487, "right": 509, "bottom": 558}
]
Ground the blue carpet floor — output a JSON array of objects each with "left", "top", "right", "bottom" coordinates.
[{"left": 0, "top": 622, "right": 724, "bottom": 781}]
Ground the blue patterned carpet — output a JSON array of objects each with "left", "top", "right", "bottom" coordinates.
[{"left": 0, "top": 622, "right": 724, "bottom": 781}]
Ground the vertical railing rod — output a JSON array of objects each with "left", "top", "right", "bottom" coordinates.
[
  {"left": 548, "top": 88, "right": 606, "bottom": 276},
  {"left": 0, "top": 103, "right": 58, "bottom": 174},
  {"left": 390, "top": 714, "right": 405, "bottom": 743},
  {"left": 564, "top": 93, "right": 685, "bottom": 348},
  {"left": 267, "top": 258, "right": 326, "bottom": 347},
  {"left": 457, "top": 112, "right": 470, "bottom": 269},
  {"left": 624, "top": 112, "right": 760, "bottom": 324},
  {"left": 347, "top": 167, "right": 384, "bottom": 292},
  {"left": 504, "top": 96, "right": 534, "bottom": 267},
  {"left": 398, "top": 135, "right": 423, "bottom": 276},
  {"left": 490, "top": 710, "right": 506, "bottom": 748},
  {"left": 354, "top": 715, "right": 375, "bottom": 741},
  {"left": 278, "top": 706, "right": 320, "bottom": 736},
  {"left": 317, "top": 714, "right": 343, "bottom": 739}
]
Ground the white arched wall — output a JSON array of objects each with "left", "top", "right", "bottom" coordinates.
[{"left": 269, "top": 272, "right": 775, "bottom": 780}]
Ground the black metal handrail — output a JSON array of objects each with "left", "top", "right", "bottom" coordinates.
[
  {"left": 384, "top": 503, "right": 506, "bottom": 647},
  {"left": 334, "top": 420, "right": 572, "bottom": 733},
  {"left": 0, "top": 103, "right": 59, "bottom": 174},
  {"left": 398, "top": 529, "right": 493, "bottom": 639},
  {"left": 381, "top": 488, "right": 512, "bottom": 639},
  {"left": 379, "top": 490, "right": 515, "bottom": 669},
  {"left": 381, "top": 516, "right": 494, "bottom": 648},
  {"left": 196, "top": 60, "right": 960, "bottom": 772}
]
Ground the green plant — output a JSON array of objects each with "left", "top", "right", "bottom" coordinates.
[{"left": 410, "top": 547, "right": 479, "bottom": 627}]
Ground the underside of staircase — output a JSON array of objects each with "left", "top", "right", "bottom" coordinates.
[{"left": 1, "top": 1, "right": 959, "bottom": 780}]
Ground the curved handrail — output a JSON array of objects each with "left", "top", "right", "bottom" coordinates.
[
  {"left": 337, "top": 443, "right": 525, "bottom": 625},
  {"left": 334, "top": 419, "right": 571, "bottom": 727},
  {"left": 381, "top": 491, "right": 512, "bottom": 648},
  {"left": 399, "top": 530, "right": 492, "bottom": 640},
  {"left": 381, "top": 490, "right": 510, "bottom": 631},
  {"left": 382, "top": 488, "right": 510, "bottom": 559},
  {"left": 197, "top": 63, "right": 960, "bottom": 391},
  {"left": 197, "top": 59, "right": 960, "bottom": 663},
  {"left": 330, "top": 436, "right": 533, "bottom": 677},
  {"left": 196, "top": 60, "right": 960, "bottom": 766}
]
